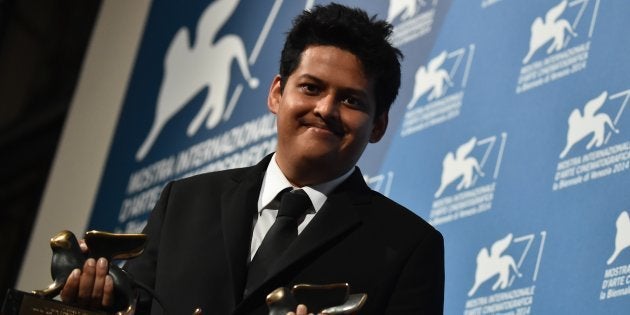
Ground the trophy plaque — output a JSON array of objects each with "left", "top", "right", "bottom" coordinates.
[{"left": 2, "top": 289, "right": 107, "bottom": 315}]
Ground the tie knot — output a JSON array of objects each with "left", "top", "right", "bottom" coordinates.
[{"left": 278, "top": 189, "right": 311, "bottom": 219}]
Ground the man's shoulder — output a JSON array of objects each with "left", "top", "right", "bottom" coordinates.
[
  {"left": 172, "top": 155, "right": 272, "bottom": 188},
  {"left": 367, "top": 191, "right": 440, "bottom": 238},
  {"left": 339, "top": 168, "right": 438, "bottom": 237},
  {"left": 169, "top": 164, "right": 259, "bottom": 190}
]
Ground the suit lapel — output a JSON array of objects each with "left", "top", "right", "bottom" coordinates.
[
  {"left": 221, "top": 155, "right": 272, "bottom": 303},
  {"left": 238, "top": 168, "right": 372, "bottom": 309}
]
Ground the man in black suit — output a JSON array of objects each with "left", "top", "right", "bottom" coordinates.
[{"left": 62, "top": 3, "right": 444, "bottom": 314}]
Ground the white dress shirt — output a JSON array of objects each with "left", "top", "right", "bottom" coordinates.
[{"left": 249, "top": 154, "right": 354, "bottom": 261}]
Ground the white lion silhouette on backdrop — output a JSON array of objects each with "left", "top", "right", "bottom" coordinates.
[
  {"left": 608, "top": 211, "right": 630, "bottom": 265},
  {"left": 468, "top": 233, "right": 522, "bottom": 297},
  {"left": 407, "top": 51, "right": 453, "bottom": 109},
  {"left": 387, "top": 0, "right": 426, "bottom": 22},
  {"left": 559, "top": 91, "right": 619, "bottom": 159},
  {"left": 136, "top": 0, "right": 259, "bottom": 161},
  {"left": 435, "top": 137, "right": 484, "bottom": 198},
  {"left": 523, "top": 0, "right": 577, "bottom": 64}
]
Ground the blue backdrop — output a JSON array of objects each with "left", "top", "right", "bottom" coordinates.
[{"left": 87, "top": 0, "right": 630, "bottom": 313}]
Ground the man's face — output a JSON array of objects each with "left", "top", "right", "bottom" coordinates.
[{"left": 268, "top": 45, "right": 388, "bottom": 186}]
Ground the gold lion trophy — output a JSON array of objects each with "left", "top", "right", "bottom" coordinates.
[
  {"left": 1, "top": 230, "right": 367, "bottom": 314},
  {"left": 1, "top": 230, "right": 146, "bottom": 315}
]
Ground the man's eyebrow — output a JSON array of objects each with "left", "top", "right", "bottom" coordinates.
[{"left": 297, "top": 74, "right": 324, "bottom": 84}]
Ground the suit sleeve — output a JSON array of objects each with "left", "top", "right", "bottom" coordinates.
[
  {"left": 124, "top": 181, "right": 173, "bottom": 313},
  {"left": 385, "top": 228, "right": 445, "bottom": 315}
]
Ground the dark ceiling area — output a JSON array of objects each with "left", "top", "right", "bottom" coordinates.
[{"left": 0, "top": 0, "right": 101, "bottom": 303}]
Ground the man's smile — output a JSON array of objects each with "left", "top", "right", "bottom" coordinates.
[{"left": 300, "top": 118, "right": 344, "bottom": 137}]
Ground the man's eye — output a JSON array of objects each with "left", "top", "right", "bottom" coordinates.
[
  {"left": 300, "top": 84, "right": 320, "bottom": 94},
  {"left": 342, "top": 97, "right": 364, "bottom": 109}
]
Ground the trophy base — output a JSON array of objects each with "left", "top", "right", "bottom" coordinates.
[{"left": 2, "top": 289, "right": 107, "bottom": 315}]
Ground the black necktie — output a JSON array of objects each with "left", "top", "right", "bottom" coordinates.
[{"left": 245, "top": 189, "right": 312, "bottom": 293}]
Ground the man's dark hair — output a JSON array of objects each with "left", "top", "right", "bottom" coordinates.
[{"left": 280, "top": 3, "right": 403, "bottom": 118}]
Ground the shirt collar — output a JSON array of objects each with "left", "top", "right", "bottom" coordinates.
[{"left": 257, "top": 153, "right": 354, "bottom": 214}]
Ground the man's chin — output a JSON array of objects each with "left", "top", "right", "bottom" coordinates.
[{"left": 299, "top": 150, "right": 336, "bottom": 163}]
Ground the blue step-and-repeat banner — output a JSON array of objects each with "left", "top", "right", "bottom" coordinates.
[{"left": 87, "top": 0, "right": 630, "bottom": 313}]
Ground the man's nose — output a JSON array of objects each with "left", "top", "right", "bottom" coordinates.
[{"left": 313, "top": 94, "right": 339, "bottom": 119}]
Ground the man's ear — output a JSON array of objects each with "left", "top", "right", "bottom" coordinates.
[
  {"left": 267, "top": 75, "right": 282, "bottom": 114},
  {"left": 369, "top": 112, "right": 388, "bottom": 143}
]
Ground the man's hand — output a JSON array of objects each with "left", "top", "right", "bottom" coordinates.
[
  {"left": 59, "top": 240, "right": 114, "bottom": 309},
  {"left": 287, "top": 304, "right": 325, "bottom": 315}
]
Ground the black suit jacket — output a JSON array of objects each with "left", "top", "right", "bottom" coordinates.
[{"left": 125, "top": 155, "right": 444, "bottom": 314}]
